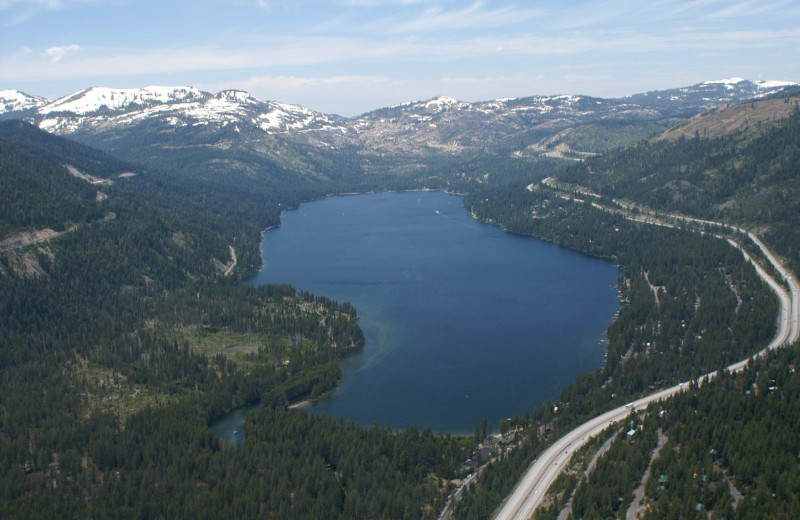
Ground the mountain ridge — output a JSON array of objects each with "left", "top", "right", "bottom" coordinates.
[
  {"left": 3, "top": 78, "right": 796, "bottom": 128},
  {"left": 1, "top": 78, "right": 797, "bottom": 187}
]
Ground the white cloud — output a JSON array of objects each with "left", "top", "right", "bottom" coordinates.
[
  {"left": 3, "top": 22, "right": 797, "bottom": 84},
  {"left": 705, "top": 0, "right": 793, "bottom": 19},
  {"left": 203, "top": 74, "right": 396, "bottom": 111},
  {"left": 212, "top": 73, "right": 394, "bottom": 96},
  {"left": 0, "top": 0, "right": 55, "bottom": 25},
  {"left": 0, "top": 0, "right": 106, "bottom": 25},
  {"left": 369, "top": 1, "right": 544, "bottom": 34},
  {"left": 543, "top": 0, "right": 797, "bottom": 33},
  {"left": 206, "top": 73, "right": 567, "bottom": 115},
  {"left": 0, "top": 0, "right": 62, "bottom": 8},
  {"left": 342, "top": 0, "right": 425, "bottom": 6},
  {"left": 43, "top": 43, "right": 80, "bottom": 62}
]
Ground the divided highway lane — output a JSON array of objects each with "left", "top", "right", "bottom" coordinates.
[
  {"left": 495, "top": 187, "right": 800, "bottom": 520},
  {"left": 494, "top": 386, "right": 687, "bottom": 520},
  {"left": 744, "top": 231, "right": 800, "bottom": 344}
]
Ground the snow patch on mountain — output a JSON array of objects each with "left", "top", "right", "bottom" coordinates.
[
  {"left": 754, "top": 80, "right": 798, "bottom": 89},
  {"left": 700, "top": 78, "right": 797, "bottom": 91},
  {"left": 424, "top": 96, "right": 466, "bottom": 111},
  {"left": 255, "top": 101, "right": 342, "bottom": 133},
  {"left": 702, "top": 77, "right": 747, "bottom": 88},
  {"left": 0, "top": 89, "right": 48, "bottom": 114},
  {"left": 216, "top": 90, "right": 258, "bottom": 104},
  {"left": 38, "top": 116, "right": 85, "bottom": 134},
  {"left": 544, "top": 94, "right": 582, "bottom": 103},
  {"left": 39, "top": 86, "right": 206, "bottom": 115}
]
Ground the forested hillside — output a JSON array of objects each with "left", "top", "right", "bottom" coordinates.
[
  {"left": 638, "top": 345, "right": 800, "bottom": 519},
  {"left": 0, "top": 124, "right": 469, "bottom": 519},
  {"left": 0, "top": 135, "right": 103, "bottom": 239},
  {"left": 451, "top": 97, "right": 800, "bottom": 518},
  {"left": 557, "top": 96, "right": 800, "bottom": 273},
  {"left": 530, "top": 344, "right": 800, "bottom": 520}
]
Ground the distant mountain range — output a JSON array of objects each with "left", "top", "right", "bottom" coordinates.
[
  {"left": 1, "top": 78, "right": 797, "bottom": 182},
  {"left": 3, "top": 78, "right": 794, "bottom": 134}
]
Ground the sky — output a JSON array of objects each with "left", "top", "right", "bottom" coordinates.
[{"left": 1, "top": 0, "right": 798, "bottom": 116}]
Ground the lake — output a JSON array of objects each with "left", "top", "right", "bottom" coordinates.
[{"left": 244, "top": 191, "right": 619, "bottom": 434}]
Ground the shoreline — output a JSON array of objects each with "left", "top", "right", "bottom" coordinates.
[{"left": 245, "top": 189, "right": 621, "bottom": 436}]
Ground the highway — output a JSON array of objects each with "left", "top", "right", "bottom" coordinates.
[
  {"left": 494, "top": 193, "right": 800, "bottom": 520},
  {"left": 745, "top": 231, "right": 800, "bottom": 344}
]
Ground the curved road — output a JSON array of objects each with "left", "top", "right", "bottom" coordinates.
[{"left": 494, "top": 207, "right": 800, "bottom": 520}]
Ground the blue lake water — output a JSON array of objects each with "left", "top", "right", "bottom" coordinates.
[{"left": 246, "top": 191, "right": 619, "bottom": 434}]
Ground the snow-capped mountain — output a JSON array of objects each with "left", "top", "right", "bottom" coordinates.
[
  {"left": 0, "top": 89, "right": 48, "bottom": 116},
  {"left": 25, "top": 86, "right": 348, "bottom": 137},
  {"left": 624, "top": 77, "right": 799, "bottom": 108},
  {"left": 353, "top": 93, "right": 625, "bottom": 156},
  {"left": 702, "top": 77, "right": 796, "bottom": 90},
  {"left": 350, "top": 78, "right": 797, "bottom": 157},
  {"left": 1, "top": 78, "right": 795, "bottom": 181},
  {"left": 6, "top": 78, "right": 794, "bottom": 142},
  {"left": 0, "top": 86, "right": 358, "bottom": 183}
]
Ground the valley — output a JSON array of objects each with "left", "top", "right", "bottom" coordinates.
[{"left": 2, "top": 79, "right": 800, "bottom": 519}]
